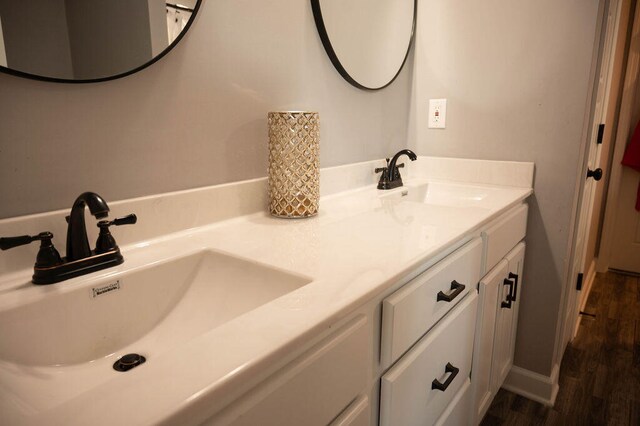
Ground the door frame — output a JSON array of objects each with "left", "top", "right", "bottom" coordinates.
[{"left": 599, "top": 0, "right": 640, "bottom": 272}]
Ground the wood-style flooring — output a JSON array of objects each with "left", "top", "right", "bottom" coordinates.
[{"left": 480, "top": 271, "right": 640, "bottom": 426}]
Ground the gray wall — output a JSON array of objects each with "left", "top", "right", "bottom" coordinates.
[
  {"left": 0, "top": 0, "right": 73, "bottom": 78},
  {"left": 65, "top": 0, "right": 152, "bottom": 80},
  {"left": 0, "top": 0, "right": 412, "bottom": 218},
  {"left": 410, "top": 0, "right": 601, "bottom": 375}
]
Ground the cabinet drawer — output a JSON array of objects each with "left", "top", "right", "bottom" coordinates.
[
  {"left": 381, "top": 238, "right": 482, "bottom": 367},
  {"left": 435, "top": 378, "right": 472, "bottom": 426},
  {"left": 330, "top": 395, "right": 370, "bottom": 426},
  {"left": 206, "top": 315, "right": 370, "bottom": 426},
  {"left": 482, "top": 204, "right": 528, "bottom": 274},
  {"left": 380, "top": 292, "right": 478, "bottom": 426}
]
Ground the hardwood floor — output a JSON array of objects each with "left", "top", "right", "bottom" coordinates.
[{"left": 480, "top": 271, "right": 640, "bottom": 426}]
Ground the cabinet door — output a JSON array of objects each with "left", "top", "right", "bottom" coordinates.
[
  {"left": 490, "top": 243, "right": 525, "bottom": 394},
  {"left": 470, "top": 260, "right": 508, "bottom": 424},
  {"left": 505, "top": 243, "right": 525, "bottom": 376}
]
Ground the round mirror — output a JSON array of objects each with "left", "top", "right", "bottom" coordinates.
[
  {"left": 0, "top": 0, "right": 201, "bottom": 83},
  {"left": 311, "top": 0, "right": 415, "bottom": 91}
]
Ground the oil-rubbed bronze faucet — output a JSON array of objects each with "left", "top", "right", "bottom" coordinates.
[
  {"left": 66, "top": 192, "right": 110, "bottom": 261},
  {"left": 375, "top": 149, "right": 418, "bottom": 190},
  {"left": 0, "top": 192, "right": 136, "bottom": 284}
]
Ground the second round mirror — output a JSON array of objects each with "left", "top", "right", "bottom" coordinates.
[{"left": 311, "top": 0, "right": 416, "bottom": 90}]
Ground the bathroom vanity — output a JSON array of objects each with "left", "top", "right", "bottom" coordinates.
[{"left": 0, "top": 157, "right": 533, "bottom": 426}]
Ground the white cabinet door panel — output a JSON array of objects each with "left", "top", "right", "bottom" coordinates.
[
  {"left": 502, "top": 242, "right": 526, "bottom": 382},
  {"left": 470, "top": 260, "right": 508, "bottom": 423},
  {"left": 491, "top": 267, "right": 515, "bottom": 393}
]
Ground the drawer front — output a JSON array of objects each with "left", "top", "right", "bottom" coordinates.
[
  {"left": 381, "top": 238, "right": 482, "bottom": 367},
  {"left": 482, "top": 204, "right": 528, "bottom": 274},
  {"left": 330, "top": 395, "right": 370, "bottom": 426},
  {"left": 208, "top": 315, "right": 370, "bottom": 426},
  {"left": 435, "top": 378, "right": 472, "bottom": 426},
  {"left": 380, "top": 292, "right": 478, "bottom": 426}
]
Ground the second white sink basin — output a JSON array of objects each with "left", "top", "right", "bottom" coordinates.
[
  {"left": 380, "top": 181, "right": 503, "bottom": 208},
  {"left": 0, "top": 250, "right": 311, "bottom": 366}
]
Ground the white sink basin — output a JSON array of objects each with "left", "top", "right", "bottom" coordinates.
[
  {"left": 0, "top": 250, "right": 311, "bottom": 366},
  {"left": 380, "top": 181, "right": 504, "bottom": 208}
]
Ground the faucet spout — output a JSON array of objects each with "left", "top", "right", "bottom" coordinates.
[
  {"left": 387, "top": 149, "right": 417, "bottom": 181},
  {"left": 65, "top": 192, "right": 110, "bottom": 261}
]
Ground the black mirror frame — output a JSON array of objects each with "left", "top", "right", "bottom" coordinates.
[
  {"left": 0, "top": 0, "right": 202, "bottom": 84},
  {"left": 310, "top": 0, "right": 416, "bottom": 91}
]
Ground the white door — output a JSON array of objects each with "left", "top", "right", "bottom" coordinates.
[
  {"left": 600, "top": 0, "right": 640, "bottom": 274},
  {"left": 609, "top": 0, "right": 640, "bottom": 274},
  {"left": 563, "top": 0, "right": 620, "bottom": 348},
  {"left": 608, "top": 167, "right": 640, "bottom": 272}
]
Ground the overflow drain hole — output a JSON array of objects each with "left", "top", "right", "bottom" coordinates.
[{"left": 113, "top": 353, "right": 146, "bottom": 372}]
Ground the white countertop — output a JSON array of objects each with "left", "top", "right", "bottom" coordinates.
[{"left": 0, "top": 166, "right": 533, "bottom": 425}]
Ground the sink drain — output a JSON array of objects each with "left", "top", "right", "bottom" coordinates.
[{"left": 113, "top": 353, "right": 146, "bottom": 372}]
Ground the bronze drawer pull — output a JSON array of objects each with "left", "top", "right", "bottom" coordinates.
[
  {"left": 437, "top": 280, "right": 465, "bottom": 302},
  {"left": 432, "top": 362, "right": 460, "bottom": 391},
  {"left": 501, "top": 279, "right": 515, "bottom": 309}
]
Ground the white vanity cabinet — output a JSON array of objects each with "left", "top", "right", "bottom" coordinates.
[
  {"left": 471, "top": 205, "right": 528, "bottom": 424},
  {"left": 201, "top": 206, "right": 529, "bottom": 426}
]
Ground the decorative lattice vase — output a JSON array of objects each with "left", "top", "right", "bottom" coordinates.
[{"left": 268, "top": 111, "right": 320, "bottom": 218}]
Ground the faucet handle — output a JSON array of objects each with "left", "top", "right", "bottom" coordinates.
[
  {"left": 375, "top": 158, "right": 391, "bottom": 174},
  {"left": 111, "top": 214, "right": 137, "bottom": 226},
  {"left": 0, "top": 234, "right": 38, "bottom": 250},
  {"left": 1, "top": 232, "right": 52, "bottom": 250},
  {"left": 396, "top": 163, "right": 405, "bottom": 169},
  {"left": 0, "top": 232, "right": 62, "bottom": 268},
  {"left": 95, "top": 214, "right": 137, "bottom": 254}
]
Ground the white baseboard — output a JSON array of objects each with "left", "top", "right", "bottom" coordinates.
[{"left": 502, "top": 363, "right": 559, "bottom": 406}]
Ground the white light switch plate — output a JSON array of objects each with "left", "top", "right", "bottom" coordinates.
[{"left": 428, "top": 99, "right": 447, "bottom": 129}]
